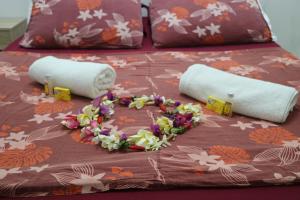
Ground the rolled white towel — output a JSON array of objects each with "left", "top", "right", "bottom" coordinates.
[
  {"left": 179, "top": 64, "right": 299, "bottom": 123},
  {"left": 29, "top": 56, "right": 116, "bottom": 99}
]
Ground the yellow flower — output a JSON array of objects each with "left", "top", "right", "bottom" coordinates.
[
  {"left": 128, "top": 130, "right": 165, "bottom": 151},
  {"left": 177, "top": 103, "right": 202, "bottom": 116},
  {"left": 156, "top": 117, "right": 173, "bottom": 134},
  {"left": 129, "top": 96, "right": 151, "bottom": 109},
  {"left": 77, "top": 105, "right": 99, "bottom": 126},
  {"left": 77, "top": 114, "right": 91, "bottom": 126}
]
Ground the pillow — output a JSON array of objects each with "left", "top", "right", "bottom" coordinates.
[
  {"left": 20, "top": 0, "right": 144, "bottom": 49},
  {"left": 149, "top": 0, "right": 274, "bottom": 47}
]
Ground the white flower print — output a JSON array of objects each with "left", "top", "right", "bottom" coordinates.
[
  {"left": 93, "top": 9, "right": 107, "bottom": 20},
  {"left": 152, "top": 9, "right": 192, "bottom": 34},
  {"left": 259, "top": 56, "right": 299, "bottom": 67},
  {"left": 28, "top": 114, "right": 54, "bottom": 124},
  {"left": 0, "top": 62, "right": 20, "bottom": 81},
  {"left": 155, "top": 69, "right": 182, "bottom": 79},
  {"left": 206, "top": 23, "right": 221, "bottom": 36},
  {"left": 78, "top": 10, "right": 93, "bottom": 21},
  {"left": 52, "top": 163, "right": 109, "bottom": 194},
  {"left": 228, "top": 65, "right": 268, "bottom": 76},
  {"left": 20, "top": 91, "right": 54, "bottom": 105},
  {"left": 193, "top": 26, "right": 207, "bottom": 38},
  {"left": 20, "top": 33, "right": 33, "bottom": 48},
  {"left": 231, "top": 0, "right": 259, "bottom": 9},
  {"left": 106, "top": 13, "right": 143, "bottom": 46},
  {"left": 165, "top": 146, "right": 260, "bottom": 186},
  {"left": 191, "top": 2, "right": 236, "bottom": 21},
  {"left": 6, "top": 131, "right": 28, "bottom": 141},
  {"left": 55, "top": 112, "right": 73, "bottom": 120},
  {"left": 0, "top": 168, "right": 22, "bottom": 180},
  {"left": 251, "top": 121, "right": 278, "bottom": 129},
  {"left": 54, "top": 23, "right": 102, "bottom": 47},
  {"left": 8, "top": 140, "right": 29, "bottom": 150},
  {"left": 34, "top": 0, "right": 61, "bottom": 15},
  {"left": 231, "top": 121, "right": 255, "bottom": 130},
  {"left": 248, "top": 29, "right": 270, "bottom": 42},
  {"left": 263, "top": 173, "right": 296, "bottom": 185},
  {"left": 254, "top": 139, "right": 300, "bottom": 166},
  {"left": 112, "top": 84, "right": 149, "bottom": 96},
  {"left": 30, "top": 164, "right": 49, "bottom": 173}
]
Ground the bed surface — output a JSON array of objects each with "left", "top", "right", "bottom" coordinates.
[{"left": 1, "top": 46, "right": 300, "bottom": 198}]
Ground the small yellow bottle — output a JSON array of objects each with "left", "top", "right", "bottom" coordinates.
[{"left": 44, "top": 75, "right": 54, "bottom": 96}]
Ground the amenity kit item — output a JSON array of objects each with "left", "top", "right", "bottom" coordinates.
[
  {"left": 29, "top": 56, "right": 116, "bottom": 99},
  {"left": 179, "top": 64, "right": 299, "bottom": 123}
]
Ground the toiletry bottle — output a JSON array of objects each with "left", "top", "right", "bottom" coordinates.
[{"left": 45, "top": 75, "right": 54, "bottom": 96}]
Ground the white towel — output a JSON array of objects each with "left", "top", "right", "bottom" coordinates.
[
  {"left": 179, "top": 64, "right": 299, "bottom": 123},
  {"left": 29, "top": 56, "right": 116, "bottom": 99}
]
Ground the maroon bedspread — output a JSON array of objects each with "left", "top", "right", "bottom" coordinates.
[{"left": 1, "top": 46, "right": 300, "bottom": 199}]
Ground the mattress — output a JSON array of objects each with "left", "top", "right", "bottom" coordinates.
[{"left": 1, "top": 46, "right": 300, "bottom": 199}]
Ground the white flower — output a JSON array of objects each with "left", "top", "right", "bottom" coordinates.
[
  {"left": 206, "top": 23, "right": 221, "bottom": 35},
  {"left": 8, "top": 140, "right": 29, "bottom": 150},
  {"left": 78, "top": 10, "right": 93, "bottom": 21},
  {"left": 230, "top": 121, "right": 254, "bottom": 130},
  {"left": 6, "top": 131, "right": 28, "bottom": 141},
  {"left": 67, "top": 28, "right": 79, "bottom": 38},
  {"left": 93, "top": 9, "right": 107, "bottom": 20},
  {"left": 94, "top": 130, "right": 122, "bottom": 151},
  {"left": 0, "top": 168, "right": 22, "bottom": 180},
  {"left": 28, "top": 114, "right": 54, "bottom": 124},
  {"left": 188, "top": 151, "right": 220, "bottom": 165},
  {"left": 193, "top": 26, "right": 207, "bottom": 38},
  {"left": 206, "top": 160, "right": 235, "bottom": 171},
  {"left": 55, "top": 111, "right": 73, "bottom": 120}
]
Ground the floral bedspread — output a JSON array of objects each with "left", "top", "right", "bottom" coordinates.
[{"left": 0, "top": 47, "right": 300, "bottom": 197}]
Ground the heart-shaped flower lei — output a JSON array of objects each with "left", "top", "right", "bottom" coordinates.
[{"left": 62, "top": 92, "right": 202, "bottom": 152}]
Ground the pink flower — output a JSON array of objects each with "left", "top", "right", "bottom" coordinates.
[{"left": 61, "top": 115, "right": 80, "bottom": 129}]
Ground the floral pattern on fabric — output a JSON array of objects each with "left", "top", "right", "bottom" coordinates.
[
  {"left": 21, "top": 0, "right": 143, "bottom": 49},
  {"left": 150, "top": 0, "right": 273, "bottom": 47},
  {"left": 0, "top": 47, "right": 300, "bottom": 197}
]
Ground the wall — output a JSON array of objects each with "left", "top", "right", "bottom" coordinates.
[{"left": 0, "top": 0, "right": 299, "bottom": 57}]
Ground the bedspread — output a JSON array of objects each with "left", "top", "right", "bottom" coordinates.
[{"left": 0, "top": 47, "right": 300, "bottom": 197}]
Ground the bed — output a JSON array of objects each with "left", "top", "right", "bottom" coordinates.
[{"left": 1, "top": 16, "right": 300, "bottom": 200}]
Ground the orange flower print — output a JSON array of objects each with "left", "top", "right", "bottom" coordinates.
[
  {"left": 70, "top": 130, "right": 95, "bottom": 145},
  {"left": 202, "top": 35, "right": 225, "bottom": 45},
  {"left": 0, "top": 144, "right": 52, "bottom": 169},
  {"left": 209, "top": 145, "right": 251, "bottom": 164},
  {"left": 0, "top": 124, "right": 27, "bottom": 137},
  {"left": 76, "top": 0, "right": 102, "bottom": 10},
  {"left": 111, "top": 167, "right": 134, "bottom": 177},
  {"left": 157, "top": 22, "right": 168, "bottom": 32},
  {"left": 171, "top": 7, "right": 190, "bottom": 19},
  {"left": 194, "top": 0, "right": 217, "bottom": 7},
  {"left": 34, "top": 35, "right": 46, "bottom": 45},
  {"left": 52, "top": 185, "right": 83, "bottom": 196},
  {"left": 129, "top": 19, "right": 141, "bottom": 29},
  {"left": 249, "top": 127, "right": 297, "bottom": 145},
  {"left": 211, "top": 60, "right": 240, "bottom": 71},
  {"left": 101, "top": 28, "right": 120, "bottom": 44},
  {"left": 35, "top": 101, "right": 75, "bottom": 115}
]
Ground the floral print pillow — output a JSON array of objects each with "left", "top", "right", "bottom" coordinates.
[
  {"left": 20, "top": 0, "right": 144, "bottom": 49},
  {"left": 149, "top": 0, "right": 273, "bottom": 47}
]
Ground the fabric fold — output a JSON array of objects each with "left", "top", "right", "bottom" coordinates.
[
  {"left": 179, "top": 64, "right": 299, "bottom": 123},
  {"left": 29, "top": 56, "right": 116, "bottom": 99}
]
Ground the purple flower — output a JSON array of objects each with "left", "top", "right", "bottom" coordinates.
[
  {"left": 121, "top": 133, "right": 128, "bottom": 141},
  {"left": 151, "top": 124, "right": 161, "bottom": 137},
  {"left": 106, "top": 91, "right": 115, "bottom": 101},
  {"left": 119, "top": 97, "right": 132, "bottom": 107},
  {"left": 100, "top": 129, "right": 110, "bottom": 136},
  {"left": 175, "top": 101, "right": 181, "bottom": 107},
  {"left": 154, "top": 95, "right": 163, "bottom": 106},
  {"left": 99, "top": 104, "right": 110, "bottom": 115},
  {"left": 173, "top": 113, "right": 193, "bottom": 127},
  {"left": 92, "top": 96, "right": 102, "bottom": 107}
]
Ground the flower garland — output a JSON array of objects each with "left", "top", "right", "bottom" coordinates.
[{"left": 62, "top": 92, "right": 202, "bottom": 152}]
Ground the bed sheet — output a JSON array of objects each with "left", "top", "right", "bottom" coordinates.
[{"left": 0, "top": 46, "right": 300, "bottom": 198}]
